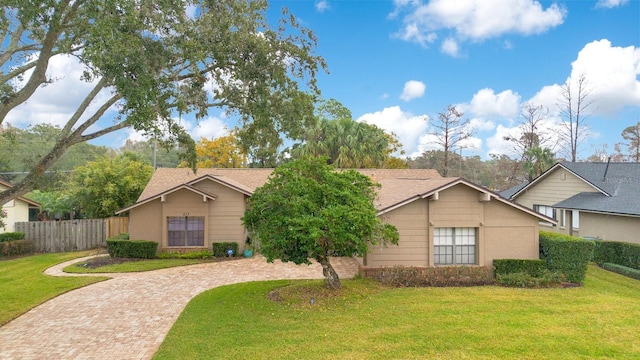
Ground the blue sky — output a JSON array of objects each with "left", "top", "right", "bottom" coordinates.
[{"left": 5, "top": 0, "right": 640, "bottom": 161}]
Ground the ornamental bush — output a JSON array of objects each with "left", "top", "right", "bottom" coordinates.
[
  {"left": 0, "top": 239, "right": 34, "bottom": 256},
  {"left": 539, "top": 231, "right": 594, "bottom": 284},
  {"left": 106, "top": 238, "right": 157, "bottom": 259},
  {"left": 600, "top": 262, "right": 640, "bottom": 281},
  {"left": 369, "top": 266, "right": 494, "bottom": 287},
  {"left": 212, "top": 242, "right": 239, "bottom": 257},
  {"left": 0, "top": 232, "right": 26, "bottom": 242},
  {"left": 592, "top": 241, "right": 640, "bottom": 270},
  {"left": 493, "top": 259, "right": 547, "bottom": 277}
]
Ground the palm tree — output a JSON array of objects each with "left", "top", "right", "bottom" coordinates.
[{"left": 523, "top": 146, "right": 555, "bottom": 181}]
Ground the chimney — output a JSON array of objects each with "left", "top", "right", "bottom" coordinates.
[{"left": 602, "top": 156, "right": 612, "bottom": 182}]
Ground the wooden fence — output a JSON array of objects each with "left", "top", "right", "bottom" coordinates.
[{"left": 15, "top": 217, "right": 129, "bottom": 253}]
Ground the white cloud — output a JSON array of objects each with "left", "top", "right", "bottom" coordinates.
[
  {"left": 596, "top": 0, "right": 629, "bottom": 9},
  {"left": 441, "top": 38, "right": 460, "bottom": 57},
  {"left": 357, "top": 106, "right": 428, "bottom": 156},
  {"left": 528, "top": 40, "right": 640, "bottom": 118},
  {"left": 392, "top": 0, "right": 566, "bottom": 55},
  {"left": 469, "top": 88, "right": 521, "bottom": 119},
  {"left": 4, "top": 54, "right": 116, "bottom": 130},
  {"left": 315, "top": 0, "right": 330, "bottom": 12},
  {"left": 567, "top": 39, "right": 640, "bottom": 116},
  {"left": 192, "top": 116, "right": 228, "bottom": 140},
  {"left": 400, "top": 80, "right": 426, "bottom": 101}
]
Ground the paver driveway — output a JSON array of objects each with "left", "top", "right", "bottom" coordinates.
[{"left": 0, "top": 255, "right": 359, "bottom": 360}]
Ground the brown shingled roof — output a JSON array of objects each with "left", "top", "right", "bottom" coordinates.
[{"left": 124, "top": 167, "right": 551, "bottom": 222}]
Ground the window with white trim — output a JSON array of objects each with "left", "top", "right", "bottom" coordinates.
[
  {"left": 167, "top": 216, "right": 205, "bottom": 246},
  {"left": 434, "top": 227, "right": 477, "bottom": 265},
  {"left": 533, "top": 204, "right": 555, "bottom": 219}
]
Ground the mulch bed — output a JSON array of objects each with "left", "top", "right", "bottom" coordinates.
[{"left": 78, "top": 255, "right": 243, "bottom": 269}]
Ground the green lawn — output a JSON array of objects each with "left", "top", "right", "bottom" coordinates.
[
  {"left": 155, "top": 266, "right": 640, "bottom": 360},
  {"left": 63, "top": 256, "right": 217, "bottom": 273},
  {"left": 0, "top": 251, "right": 108, "bottom": 326}
]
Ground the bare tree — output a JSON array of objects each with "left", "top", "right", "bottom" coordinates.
[
  {"left": 503, "top": 103, "right": 556, "bottom": 181},
  {"left": 427, "top": 105, "right": 473, "bottom": 176},
  {"left": 621, "top": 121, "right": 640, "bottom": 162},
  {"left": 557, "top": 74, "right": 595, "bottom": 162}
]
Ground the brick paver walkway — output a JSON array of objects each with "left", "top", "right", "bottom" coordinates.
[{"left": 0, "top": 255, "right": 359, "bottom": 360}]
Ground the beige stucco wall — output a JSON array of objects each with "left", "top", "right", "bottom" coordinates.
[
  {"left": 364, "top": 184, "right": 540, "bottom": 269},
  {"left": 1, "top": 199, "right": 29, "bottom": 233},
  {"left": 578, "top": 212, "right": 640, "bottom": 245},
  {"left": 366, "top": 199, "right": 429, "bottom": 267},
  {"left": 191, "top": 180, "right": 247, "bottom": 246},
  {"left": 128, "top": 179, "right": 248, "bottom": 252},
  {"left": 129, "top": 200, "right": 162, "bottom": 243}
]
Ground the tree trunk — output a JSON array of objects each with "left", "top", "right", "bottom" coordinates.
[{"left": 317, "top": 256, "right": 341, "bottom": 290}]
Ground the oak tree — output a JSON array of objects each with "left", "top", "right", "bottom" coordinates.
[
  {"left": 243, "top": 156, "right": 399, "bottom": 289},
  {"left": 0, "top": 0, "right": 325, "bottom": 204}
]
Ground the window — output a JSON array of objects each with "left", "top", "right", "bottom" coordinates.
[
  {"left": 572, "top": 210, "right": 579, "bottom": 229},
  {"left": 558, "top": 209, "right": 565, "bottom": 227},
  {"left": 533, "top": 204, "right": 555, "bottom": 219},
  {"left": 167, "top": 216, "right": 205, "bottom": 246},
  {"left": 434, "top": 227, "right": 477, "bottom": 265}
]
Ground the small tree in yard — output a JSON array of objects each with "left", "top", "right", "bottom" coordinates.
[{"left": 243, "top": 157, "right": 399, "bottom": 289}]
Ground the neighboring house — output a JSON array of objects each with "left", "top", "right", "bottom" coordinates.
[
  {"left": 118, "top": 168, "right": 553, "bottom": 269},
  {"left": 501, "top": 162, "right": 640, "bottom": 245},
  {"left": 0, "top": 180, "right": 40, "bottom": 233}
]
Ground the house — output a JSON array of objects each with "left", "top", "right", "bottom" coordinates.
[
  {"left": 117, "top": 168, "right": 553, "bottom": 268},
  {"left": 501, "top": 162, "right": 640, "bottom": 245},
  {"left": 0, "top": 180, "right": 40, "bottom": 233}
]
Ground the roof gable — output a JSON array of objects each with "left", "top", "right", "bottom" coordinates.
[
  {"left": 121, "top": 167, "right": 548, "bottom": 222},
  {"left": 116, "top": 184, "right": 217, "bottom": 214},
  {"left": 507, "top": 161, "right": 640, "bottom": 216}
]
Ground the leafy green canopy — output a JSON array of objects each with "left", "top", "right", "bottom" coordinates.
[
  {"left": 243, "top": 156, "right": 398, "bottom": 289},
  {"left": 0, "top": 0, "right": 325, "bottom": 204},
  {"left": 69, "top": 153, "right": 153, "bottom": 218}
]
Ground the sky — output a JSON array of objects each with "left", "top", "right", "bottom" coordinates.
[{"left": 4, "top": 0, "right": 640, "bottom": 161}]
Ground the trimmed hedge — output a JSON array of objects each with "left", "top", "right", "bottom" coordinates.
[
  {"left": 493, "top": 259, "right": 547, "bottom": 277},
  {"left": 106, "top": 239, "right": 157, "bottom": 259},
  {"left": 592, "top": 241, "right": 640, "bottom": 270},
  {"left": 0, "top": 239, "right": 34, "bottom": 256},
  {"left": 212, "top": 242, "right": 239, "bottom": 257},
  {"left": 539, "top": 231, "right": 594, "bottom": 284},
  {"left": 369, "top": 266, "right": 494, "bottom": 287},
  {"left": 600, "top": 262, "right": 640, "bottom": 281},
  {"left": 496, "top": 271, "right": 565, "bottom": 288},
  {"left": 0, "top": 232, "right": 25, "bottom": 243}
]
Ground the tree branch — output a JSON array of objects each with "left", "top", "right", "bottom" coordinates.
[
  {"left": 0, "top": 0, "right": 72, "bottom": 123},
  {"left": 61, "top": 77, "right": 110, "bottom": 134}
]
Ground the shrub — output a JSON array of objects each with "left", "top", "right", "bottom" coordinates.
[
  {"left": 157, "top": 250, "right": 214, "bottom": 259},
  {"left": 106, "top": 239, "right": 157, "bottom": 259},
  {"left": 0, "top": 232, "right": 26, "bottom": 243},
  {"left": 592, "top": 241, "right": 640, "bottom": 270},
  {"left": 0, "top": 239, "right": 34, "bottom": 256},
  {"left": 600, "top": 262, "right": 640, "bottom": 281},
  {"left": 539, "top": 231, "right": 594, "bottom": 284},
  {"left": 493, "top": 259, "right": 547, "bottom": 277},
  {"left": 496, "top": 271, "right": 565, "bottom": 288},
  {"left": 369, "top": 266, "right": 494, "bottom": 287},
  {"left": 212, "top": 242, "right": 239, "bottom": 257}
]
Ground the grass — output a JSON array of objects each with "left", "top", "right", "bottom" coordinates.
[
  {"left": 0, "top": 251, "right": 108, "bottom": 326},
  {"left": 63, "top": 256, "right": 217, "bottom": 273},
  {"left": 154, "top": 266, "right": 640, "bottom": 360}
]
